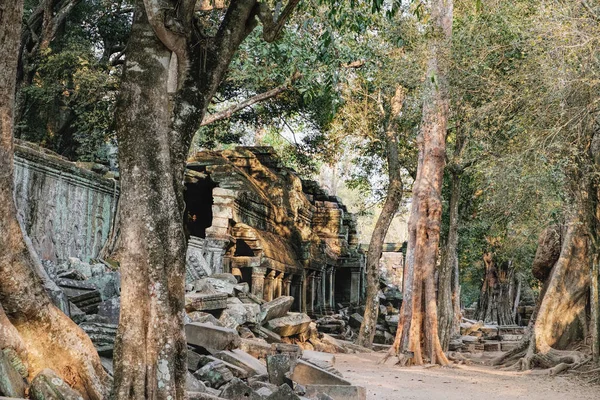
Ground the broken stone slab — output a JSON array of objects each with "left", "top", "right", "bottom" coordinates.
[
  {"left": 258, "top": 326, "right": 282, "bottom": 343},
  {"left": 87, "top": 271, "right": 121, "bottom": 300},
  {"left": 188, "top": 312, "right": 223, "bottom": 327},
  {"left": 100, "top": 357, "right": 113, "bottom": 376},
  {"left": 205, "top": 278, "right": 237, "bottom": 296},
  {"left": 190, "top": 354, "right": 249, "bottom": 379},
  {"left": 259, "top": 296, "right": 294, "bottom": 324},
  {"left": 304, "top": 385, "right": 366, "bottom": 400},
  {"left": 186, "top": 293, "right": 228, "bottom": 312},
  {"left": 265, "top": 313, "right": 311, "bottom": 337},
  {"left": 214, "top": 350, "right": 267, "bottom": 377},
  {"left": 266, "top": 354, "right": 293, "bottom": 386},
  {"left": 187, "top": 392, "right": 227, "bottom": 400},
  {"left": 218, "top": 378, "right": 262, "bottom": 400},
  {"left": 68, "top": 302, "right": 86, "bottom": 324},
  {"left": 29, "top": 368, "right": 83, "bottom": 400},
  {"left": 301, "top": 351, "right": 335, "bottom": 369},
  {"left": 348, "top": 314, "right": 363, "bottom": 329},
  {"left": 273, "top": 343, "right": 302, "bottom": 359},
  {"left": 210, "top": 273, "right": 238, "bottom": 284},
  {"left": 290, "top": 360, "right": 351, "bottom": 386},
  {"left": 265, "top": 383, "right": 301, "bottom": 400},
  {"left": 186, "top": 323, "right": 241, "bottom": 351},
  {"left": 0, "top": 351, "right": 26, "bottom": 398},
  {"left": 97, "top": 297, "right": 120, "bottom": 325},
  {"left": 193, "top": 360, "right": 234, "bottom": 389},
  {"left": 187, "top": 371, "right": 208, "bottom": 392},
  {"left": 239, "top": 338, "right": 274, "bottom": 360}
]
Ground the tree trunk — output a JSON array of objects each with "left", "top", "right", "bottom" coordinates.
[
  {"left": 437, "top": 170, "right": 461, "bottom": 350},
  {"left": 357, "top": 87, "right": 406, "bottom": 348},
  {"left": 0, "top": 2, "right": 110, "bottom": 398},
  {"left": 475, "top": 255, "right": 516, "bottom": 325},
  {"left": 591, "top": 254, "right": 599, "bottom": 363},
  {"left": 389, "top": 0, "right": 453, "bottom": 366}
]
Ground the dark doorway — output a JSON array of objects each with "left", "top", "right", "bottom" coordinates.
[{"left": 185, "top": 177, "right": 217, "bottom": 238}]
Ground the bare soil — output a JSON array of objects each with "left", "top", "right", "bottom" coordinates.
[{"left": 337, "top": 352, "right": 597, "bottom": 400}]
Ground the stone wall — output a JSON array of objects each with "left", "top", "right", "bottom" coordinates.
[{"left": 13, "top": 141, "right": 119, "bottom": 263}]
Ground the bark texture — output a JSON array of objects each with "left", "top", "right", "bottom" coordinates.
[
  {"left": 113, "top": 0, "right": 299, "bottom": 398},
  {"left": 357, "top": 86, "right": 405, "bottom": 347},
  {"left": 0, "top": 1, "right": 110, "bottom": 398},
  {"left": 475, "top": 254, "right": 516, "bottom": 325},
  {"left": 387, "top": 0, "right": 453, "bottom": 366}
]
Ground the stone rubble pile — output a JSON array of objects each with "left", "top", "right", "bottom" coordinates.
[
  {"left": 448, "top": 318, "right": 526, "bottom": 354},
  {"left": 0, "top": 262, "right": 367, "bottom": 399}
]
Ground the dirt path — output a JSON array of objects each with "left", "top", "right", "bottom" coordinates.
[{"left": 337, "top": 352, "right": 597, "bottom": 400}]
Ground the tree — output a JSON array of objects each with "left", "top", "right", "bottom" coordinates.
[
  {"left": 0, "top": 0, "right": 110, "bottom": 398},
  {"left": 112, "top": 0, "right": 300, "bottom": 397},
  {"left": 388, "top": 0, "right": 453, "bottom": 366}
]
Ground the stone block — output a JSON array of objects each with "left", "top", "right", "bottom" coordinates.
[
  {"left": 290, "top": 360, "right": 351, "bottom": 386},
  {"left": 265, "top": 384, "right": 301, "bottom": 400},
  {"left": 301, "top": 351, "right": 335, "bottom": 369},
  {"left": 30, "top": 369, "right": 83, "bottom": 400},
  {"left": 266, "top": 354, "right": 293, "bottom": 386},
  {"left": 214, "top": 349, "right": 267, "bottom": 377},
  {"left": 97, "top": 297, "right": 120, "bottom": 324},
  {"left": 348, "top": 314, "right": 363, "bottom": 329},
  {"left": 186, "top": 323, "right": 241, "bottom": 351},
  {"left": 304, "top": 385, "right": 366, "bottom": 400},
  {"left": 265, "top": 313, "right": 311, "bottom": 337},
  {"left": 258, "top": 326, "right": 282, "bottom": 343},
  {"left": 193, "top": 360, "right": 234, "bottom": 389},
  {"left": 0, "top": 351, "right": 26, "bottom": 398},
  {"left": 188, "top": 311, "right": 223, "bottom": 326},
  {"left": 186, "top": 293, "right": 228, "bottom": 312},
  {"left": 239, "top": 338, "right": 274, "bottom": 360},
  {"left": 187, "top": 371, "right": 208, "bottom": 392},
  {"left": 219, "top": 378, "right": 262, "bottom": 400},
  {"left": 259, "top": 296, "right": 294, "bottom": 323}
]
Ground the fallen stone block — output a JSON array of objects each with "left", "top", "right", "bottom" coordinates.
[
  {"left": 193, "top": 360, "right": 234, "bottom": 389},
  {"left": 188, "top": 311, "right": 223, "bottom": 326},
  {"left": 239, "top": 338, "right": 274, "bottom": 360},
  {"left": 214, "top": 349, "right": 267, "bottom": 377},
  {"left": 259, "top": 296, "right": 294, "bottom": 323},
  {"left": 186, "top": 293, "right": 228, "bottom": 312},
  {"left": 258, "top": 326, "right": 282, "bottom": 343},
  {"left": 30, "top": 369, "right": 83, "bottom": 400},
  {"left": 273, "top": 343, "right": 302, "bottom": 359},
  {"left": 187, "top": 392, "right": 227, "bottom": 400},
  {"left": 187, "top": 371, "right": 208, "bottom": 392},
  {"left": 265, "top": 313, "right": 311, "bottom": 337},
  {"left": 97, "top": 297, "right": 120, "bottom": 325},
  {"left": 186, "top": 323, "right": 241, "bottom": 351},
  {"left": 219, "top": 378, "right": 262, "bottom": 400},
  {"left": 304, "top": 385, "right": 366, "bottom": 400},
  {"left": 301, "top": 351, "right": 335, "bottom": 368},
  {"left": 265, "top": 383, "right": 301, "bottom": 400},
  {"left": 348, "top": 314, "right": 363, "bottom": 329},
  {"left": 0, "top": 351, "right": 26, "bottom": 398},
  {"left": 266, "top": 354, "right": 293, "bottom": 386},
  {"left": 290, "top": 360, "right": 351, "bottom": 386}
]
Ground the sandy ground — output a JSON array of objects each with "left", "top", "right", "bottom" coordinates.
[{"left": 337, "top": 352, "right": 598, "bottom": 400}]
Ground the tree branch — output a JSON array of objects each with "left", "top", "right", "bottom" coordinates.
[
  {"left": 201, "top": 82, "right": 292, "bottom": 126},
  {"left": 256, "top": 0, "right": 301, "bottom": 42}
]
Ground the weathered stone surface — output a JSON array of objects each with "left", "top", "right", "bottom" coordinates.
[
  {"left": 79, "top": 322, "right": 117, "bottom": 356},
  {"left": 14, "top": 142, "right": 118, "bottom": 264},
  {"left": 30, "top": 368, "right": 84, "bottom": 400},
  {"left": 266, "top": 354, "right": 292, "bottom": 386},
  {"left": 348, "top": 314, "right": 363, "bottom": 329},
  {"left": 259, "top": 296, "right": 294, "bottom": 324},
  {"left": 193, "top": 360, "right": 234, "bottom": 389},
  {"left": 97, "top": 297, "right": 120, "bottom": 324},
  {"left": 301, "top": 351, "right": 335, "bottom": 369},
  {"left": 187, "top": 371, "right": 207, "bottom": 392},
  {"left": 68, "top": 302, "right": 86, "bottom": 324},
  {"left": 2, "top": 349, "right": 27, "bottom": 379},
  {"left": 58, "top": 279, "right": 102, "bottom": 314},
  {"left": 214, "top": 350, "right": 267, "bottom": 377},
  {"left": 211, "top": 274, "right": 238, "bottom": 284},
  {"left": 218, "top": 378, "right": 262, "bottom": 400},
  {"left": 87, "top": 271, "right": 120, "bottom": 300},
  {"left": 205, "top": 278, "right": 237, "bottom": 296},
  {"left": 188, "top": 311, "right": 223, "bottom": 326},
  {"left": 186, "top": 293, "right": 228, "bottom": 312},
  {"left": 0, "top": 351, "right": 26, "bottom": 398},
  {"left": 258, "top": 326, "right": 282, "bottom": 343},
  {"left": 239, "top": 338, "right": 274, "bottom": 360},
  {"left": 273, "top": 343, "right": 302, "bottom": 359},
  {"left": 265, "top": 384, "right": 301, "bottom": 400},
  {"left": 304, "top": 385, "right": 366, "bottom": 400},
  {"left": 290, "top": 360, "right": 351, "bottom": 386},
  {"left": 186, "top": 323, "right": 241, "bottom": 351},
  {"left": 187, "top": 391, "right": 226, "bottom": 400},
  {"left": 265, "top": 313, "right": 311, "bottom": 337}
]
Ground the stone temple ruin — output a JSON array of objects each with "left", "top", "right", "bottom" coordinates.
[{"left": 183, "top": 147, "right": 365, "bottom": 316}]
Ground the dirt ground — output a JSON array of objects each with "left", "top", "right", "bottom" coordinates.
[{"left": 337, "top": 352, "right": 598, "bottom": 400}]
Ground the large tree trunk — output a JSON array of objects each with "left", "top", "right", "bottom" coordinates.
[
  {"left": 388, "top": 0, "right": 453, "bottom": 366},
  {"left": 357, "top": 86, "right": 405, "bottom": 348},
  {"left": 0, "top": 1, "right": 110, "bottom": 398},
  {"left": 437, "top": 169, "right": 461, "bottom": 350},
  {"left": 475, "top": 254, "right": 516, "bottom": 325}
]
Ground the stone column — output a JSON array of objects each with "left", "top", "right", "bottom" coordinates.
[
  {"left": 274, "top": 272, "right": 284, "bottom": 298},
  {"left": 251, "top": 267, "right": 266, "bottom": 299},
  {"left": 328, "top": 267, "right": 335, "bottom": 310},
  {"left": 283, "top": 275, "right": 292, "bottom": 297},
  {"left": 306, "top": 271, "right": 315, "bottom": 315},
  {"left": 350, "top": 268, "right": 361, "bottom": 304},
  {"left": 263, "top": 270, "right": 276, "bottom": 302}
]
